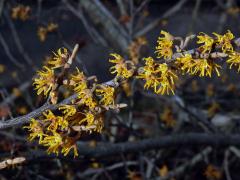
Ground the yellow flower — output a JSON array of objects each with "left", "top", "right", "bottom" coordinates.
[
  {"left": 156, "top": 63, "right": 177, "bottom": 95},
  {"left": 176, "top": 54, "right": 221, "bottom": 77},
  {"left": 159, "top": 165, "right": 169, "bottom": 177},
  {"left": 17, "top": 106, "right": 28, "bottom": 115},
  {"left": 79, "top": 113, "right": 103, "bottom": 133},
  {"left": 24, "top": 119, "right": 45, "bottom": 143},
  {"left": 80, "top": 112, "right": 94, "bottom": 123},
  {"left": 11, "top": 5, "right": 31, "bottom": 21},
  {"left": 226, "top": 52, "right": 240, "bottom": 72},
  {"left": 61, "top": 137, "right": 78, "bottom": 157},
  {"left": 109, "top": 53, "right": 134, "bottom": 78},
  {"left": 37, "top": 23, "right": 58, "bottom": 42},
  {"left": 137, "top": 57, "right": 160, "bottom": 92},
  {"left": 47, "top": 23, "right": 58, "bottom": 32},
  {"left": 43, "top": 110, "right": 68, "bottom": 131},
  {"left": 41, "top": 133, "right": 63, "bottom": 155},
  {"left": 137, "top": 57, "right": 177, "bottom": 95},
  {"left": 155, "top": 30, "right": 173, "bottom": 59},
  {"left": 70, "top": 68, "right": 96, "bottom": 108},
  {"left": 213, "top": 30, "right": 234, "bottom": 53},
  {"left": 204, "top": 165, "right": 222, "bottom": 180},
  {"left": 191, "top": 58, "right": 221, "bottom": 77},
  {"left": 0, "top": 64, "right": 5, "bottom": 73},
  {"left": 197, "top": 32, "right": 214, "bottom": 53},
  {"left": 78, "top": 88, "right": 97, "bottom": 109},
  {"left": 37, "top": 27, "right": 48, "bottom": 42},
  {"left": 160, "top": 107, "right": 176, "bottom": 127},
  {"left": 176, "top": 54, "right": 195, "bottom": 74},
  {"left": 96, "top": 85, "right": 115, "bottom": 106},
  {"left": 59, "top": 105, "right": 77, "bottom": 117},
  {"left": 48, "top": 48, "right": 68, "bottom": 69},
  {"left": 12, "top": 88, "right": 22, "bottom": 97},
  {"left": 70, "top": 68, "right": 88, "bottom": 93},
  {"left": 33, "top": 66, "right": 56, "bottom": 97}
]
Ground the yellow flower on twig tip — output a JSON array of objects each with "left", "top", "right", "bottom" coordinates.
[
  {"left": 176, "top": 54, "right": 221, "bottom": 77},
  {"left": 43, "top": 110, "right": 68, "bottom": 131},
  {"left": 59, "top": 105, "right": 77, "bottom": 117},
  {"left": 156, "top": 63, "right": 177, "bottom": 95},
  {"left": 24, "top": 118, "right": 45, "bottom": 143},
  {"left": 33, "top": 66, "right": 56, "bottom": 97},
  {"left": 48, "top": 48, "right": 68, "bottom": 69},
  {"left": 137, "top": 57, "right": 160, "bottom": 93},
  {"left": 197, "top": 32, "right": 214, "bottom": 53},
  {"left": 213, "top": 30, "right": 234, "bottom": 53},
  {"left": 192, "top": 59, "right": 221, "bottom": 77},
  {"left": 41, "top": 133, "right": 63, "bottom": 155},
  {"left": 96, "top": 85, "right": 115, "bottom": 106},
  {"left": 176, "top": 54, "right": 195, "bottom": 74},
  {"left": 109, "top": 53, "right": 134, "bottom": 78},
  {"left": 155, "top": 30, "right": 173, "bottom": 59},
  {"left": 74, "top": 112, "right": 104, "bottom": 133},
  {"left": 226, "top": 52, "right": 240, "bottom": 72},
  {"left": 78, "top": 88, "right": 97, "bottom": 109},
  {"left": 137, "top": 57, "right": 177, "bottom": 95},
  {"left": 70, "top": 68, "right": 88, "bottom": 93}
]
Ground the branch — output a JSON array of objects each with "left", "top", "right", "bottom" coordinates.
[
  {"left": 0, "top": 78, "right": 119, "bottom": 129},
  {"left": 78, "top": 0, "right": 129, "bottom": 52},
  {"left": 0, "top": 43, "right": 233, "bottom": 130},
  {"left": 135, "top": 0, "right": 188, "bottom": 37},
  {"left": 4, "top": 9, "right": 35, "bottom": 67},
  {"left": 0, "top": 32, "right": 24, "bottom": 69},
  {"left": 28, "top": 133, "right": 240, "bottom": 159}
]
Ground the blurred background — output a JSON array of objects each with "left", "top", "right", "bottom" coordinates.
[{"left": 1, "top": 0, "right": 240, "bottom": 179}]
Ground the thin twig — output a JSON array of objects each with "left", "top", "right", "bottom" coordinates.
[
  {"left": 0, "top": 32, "right": 24, "bottom": 69},
  {"left": 62, "top": 0, "right": 108, "bottom": 46},
  {"left": 116, "top": 0, "right": 127, "bottom": 16},
  {"left": 4, "top": 9, "right": 35, "bottom": 67},
  {"left": 135, "top": 0, "right": 188, "bottom": 37}
]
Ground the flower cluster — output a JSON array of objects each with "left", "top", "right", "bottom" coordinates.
[
  {"left": 33, "top": 66, "right": 56, "bottom": 97},
  {"left": 197, "top": 32, "right": 214, "bottom": 53},
  {"left": 33, "top": 48, "right": 69, "bottom": 104},
  {"left": 37, "top": 23, "right": 58, "bottom": 42},
  {"left": 176, "top": 54, "right": 221, "bottom": 77},
  {"left": 137, "top": 57, "right": 177, "bottom": 94},
  {"left": 27, "top": 46, "right": 124, "bottom": 157},
  {"left": 155, "top": 30, "right": 174, "bottom": 59},
  {"left": 27, "top": 29, "right": 240, "bottom": 157},
  {"left": 132, "top": 30, "right": 239, "bottom": 95},
  {"left": 109, "top": 53, "right": 135, "bottom": 78},
  {"left": 11, "top": 5, "right": 31, "bottom": 21}
]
